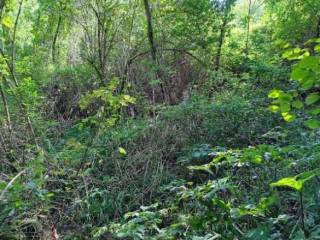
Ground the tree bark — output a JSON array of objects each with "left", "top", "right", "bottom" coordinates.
[
  {"left": 11, "top": 0, "right": 23, "bottom": 73},
  {"left": 142, "top": 0, "right": 166, "bottom": 103},
  {"left": 316, "top": 17, "right": 320, "bottom": 38},
  {"left": 143, "top": 0, "right": 157, "bottom": 62},
  {"left": 0, "top": 80, "right": 12, "bottom": 136},
  {"left": 244, "top": 0, "right": 252, "bottom": 56},
  {"left": 215, "top": 17, "right": 228, "bottom": 70},
  {"left": 52, "top": 14, "right": 62, "bottom": 63}
]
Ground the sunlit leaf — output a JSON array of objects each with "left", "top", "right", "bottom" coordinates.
[
  {"left": 268, "top": 105, "right": 280, "bottom": 112},
  {"left": 118, "top": 147, "right": 127, "bottom": 156},
  {"left": 271, "top": 170, "right": 319, "bottom": 191},
  {"left": 268, "top": 89, "right": 282, "bottom": 99},
  {"left": 2, "top": 16, "right": 13, "bottom": 28},
  {"left": 281, "top": 112, "right": 295, "bottom": 122}
]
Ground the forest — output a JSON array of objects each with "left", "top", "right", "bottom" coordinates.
[{"left": 0, "top": 0, "right": 320, "bottom": 239}]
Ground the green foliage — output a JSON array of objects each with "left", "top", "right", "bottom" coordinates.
[
  {"left": 1, "top": 0, "right": 320, "bottom": 238},
  {"left": 0, "top": 147, "right": 54, "bottom": 239},
  {"left": 271, "top": 170, "right": 319, "bottom": 192},
  {"left": 79, "top": 77, "right": 135, "bottom": 127},
  {"left": 268, "top": 43, "right": 320, "bottom": 128},
  {"left": 95, "top": 143, "right": 320, "bottom": 239}
]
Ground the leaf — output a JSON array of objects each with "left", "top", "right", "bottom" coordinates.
[
  {"left": 188, "top": 163, "right": 213, "bottom": 174},
  {"left": 279, "top": 93, "right": 293, "bottom": 102},
  {"left": 305, "top": 93, "right": 320, "bottom": 106},
  {"left": 299, "top": 56, "right": 319, "bottom": 71},
  {"left": 301, "top": 77, "right": 315, "bottom": 90},
  {"left": 283, "top": 48, "right": 310, "bottom": 60},
  {"left": 271, "top": 170, "right": 319, "bottom": 191},
  {"left": 304, "top": 119, "right": 320, "bottom": 129},
  {"left": 306, "top": 38, "right": 320, "bottom": 44},
  {"left": 291, "top": 67, "right": 308, "bottom": 81},
  {"left": 118, "top": 147, "right": 127, "bottom": 156},
  {"left": 2, "top": 16, "right": 13, "bottom": 28},
  {"left": 271, "top": 177, "right": 303, "bottom": 191},
  {"left": 308, "top": 108, "right": 320, "bottom": 116},
  {"left": 292, "top": 100, "right": 303, "bottom": 109},
  {"left": 120, "top": 95, "right": 136, "bottom": 106},
  {"left": 268, "top": 89, "right": 282, "bottom": 99},
  {"left": 268, "top": 105, "right": 279, "bottom": 112},
  {"left": 280, "top": 102, "right": 291, "bottom": 113}
]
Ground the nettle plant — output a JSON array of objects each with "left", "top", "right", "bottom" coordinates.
[
  {"left": 268, "top": 39, "right": 320, "bottom": 129},
  {"left": 266, "top": 39, "right": 320, "bottom": 238}
]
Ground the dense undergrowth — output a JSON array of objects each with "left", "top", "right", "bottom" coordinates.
[
  {"left": 1, "top": 0, "right": 320, "bottom": 239},
  {"left": 2, "top": 66, "right": 320, "bottom": 239}
]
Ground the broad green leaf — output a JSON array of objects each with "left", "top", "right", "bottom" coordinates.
[
  {"left": 268, "top": 89, "right": 282, "bottom": 99},
  {"left": 118, "top": 147, "right": 127, "bottom": 156},
  {"left": 271, "top": 177, "right": 303, "bottom": 191},
  {"left": 282, "top": 48, "right": 301, "bottom": 59},
  {"left": 305, "top": 93, "right": 320, "bottom": 106},
  {"left": 292, "top": 100, "right": 303, "bottom": 109},
  {"left": 299, "top": 56, "right": 319, "bottom": 71},
  {"left": 271, "top": 170, "right": 319, "bottom": 191},
  {"left": 281, "top": 112, "right": 295, "bottom": 122},
  {"left": 301, "top": 77, "right": 315, "bottom": 90},
  {"left": 306, "top": 38, "right": 320, "bottom": 44},
  {"left": 304, "top": 119, "right": 320, "bottom": 129},
  {"left": 291, "top": 67, "right": 308, "bottom": 81},
  {"left": 268, "top": 105, "right": 279, "bottom": 112},
  {"left": 308, "top": 108, "right": 320, "bottom": 115},
  {"left": 279, "top": 102, "right": 291, "bottom": 113},
  {"left": 279, "top": 93, "right": 293, "bottom": 102},
  {"left": 2, "top": 16, "right": 13, "bottom": 28}
]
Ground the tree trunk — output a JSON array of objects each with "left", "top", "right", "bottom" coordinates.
[
  {"left": 11, "top": 0, "right": 23, "bottom": 72},
  {"left": 316, "top": 17, "right": 320, "bottom": 38},
  {"left": 143, "top": 0, "right": 157, "bottom": 62},
  {"left": 142, "top": 0, "right": 166, "bottom": 103},
  {"left": 0, "top": 80, "right": 12, "bottom": 137},
  {"left": 244, "top": 0, "right": 252, "bottom": 56},
  {"left": 214, "top": 17, "right": 227, "bottom": 70},
  {"left": 52, "top": 14, "right": 62, "bottom": 63}
]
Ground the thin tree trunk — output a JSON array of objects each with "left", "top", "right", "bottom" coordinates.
[
  {"left": 245, "top": 0, "right": 252, "bottom": 56},
  {"left": 0, "top": 0, "right": 37, "bottom": 145},
  {"left": 2, "top": 75, "right": 37, "bottom": 145},
  {"left": 11, "top": 0, "right": 23, "bottom": 73},
  {"left": 52, "top": 14, "right": 62, "bottom": 63},
  {"left": 0, "top": 0, "right": 6, "bottom": 19},
  {"left": 0, "top": 80, "right": 12, "bottom": 136},
  {"left": 143, "top": 0, "right": 157, "bottom": 62},
  {"left": 0, "top": 128, "right": 8, "bottom": 153},
  {"left": 215, "top": 17, "right": 227, "bottom": 70},
  {"left": 316, "top": 17, "right": 320, "bottom": 38},
  {"left": 142, "top": 0, "right": 166, "bottom": 103}
]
